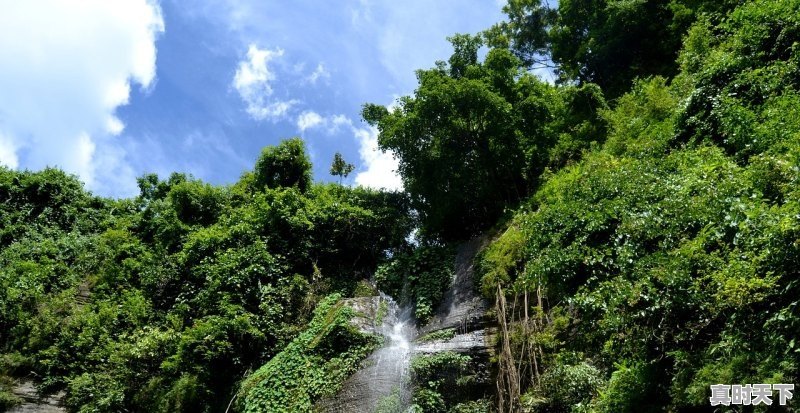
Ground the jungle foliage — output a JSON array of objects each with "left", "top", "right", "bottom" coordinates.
[
  {"left": 475, "top": 0, "right": 800, "bottom": 411},
  {"left": 237, "top": 294, "right": 381, "bottom": 412},
  {"left": 0, "top": 139, "right": 413, "bottom": 412},
  {"left": 3, "top": 0, "right": 800, "bottom": 412}
]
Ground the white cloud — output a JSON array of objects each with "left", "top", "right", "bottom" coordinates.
[
  {"left": 331, "top": 115, "right": 352, "bottom": 129},
  {"left": 0, "top": 133, "right": 18, "bottom": 169},
  {"left": 297, "top": 111, "right": 324, "bottom": 131},
  {"left": 353, "top": 125, "right": 402, "bottom": 191},
  {"left": 248, "top": 99, "right": 298, "bottom": 120},
  {"left": 233, "top": 44, "right": 297, "bottom": 121},
  {"left": 306, "top": 63, "right": 330, "bottom": 84},
  {"left": 106, "top": 116, "right": 125, "bottom": 136},
  {"left": 0, "top": 0, "right": 164, "bottom": 195},
  {"left": 296, "top": 111, "right": 352, "bottom": 135}
]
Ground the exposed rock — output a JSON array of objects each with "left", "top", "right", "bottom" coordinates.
[
  {"left": 415, "top": 235, "right": 494, "bottom": 360},
  {"left": 7, "top": 380, "right": 65, "bottom": 413},
  {"left": 417, "top": 236, "right": 492, "bottom": 337},
  {"left": 414, "top": 329, "right": 492, "bottom": 356}
]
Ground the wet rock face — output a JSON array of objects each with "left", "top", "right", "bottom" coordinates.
[
  {"left": 418, "top": 237, "right": 492, "bottom": 337},
  {"left": 416, "top": 236, "right": 494, "bottom": 352},
  {"left": 341, "top": 295, "right": 390, "bottom": 336},
  {"left": 319, "top": 236, "right": 496, "bottom": 411},
  {"left": 410, "top": 235, "right": 495, "bottom": 403},
  {"left": 7, "top": 380, "right": 65, "bottom": 413},
  {"left": 414, "top": 329, "right": 491, "bottom": 356}
]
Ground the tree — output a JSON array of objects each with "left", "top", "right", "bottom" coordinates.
[
  {"left": 363, "top": 36, "right": 558, "bottom": 240},
  {"left": 253, "top": 138, "right": 312, "bottom": 193},
  {"left": 329, "top": 152, "right": 354, "bottom": 184},
  {"left": 484, "top": 0, "right": 557, "bottom": 69},
  {"left": 498, "top": 0, "right": 741, "bottom": 98}
]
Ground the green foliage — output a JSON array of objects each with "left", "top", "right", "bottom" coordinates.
[
  {"left": 65, "top": 372, "right": 127, "bottom": 413},
  {"left": 602, "top": 77, "right": 684, "bottom": 158},
  {"left": 363, "top": 41, "right": 525, "bottom": 239},
  {"left": 329, "top": 151, "right": 355, "bottom": 183},
  {"left": 5, "top": 1, "right": 800, "bottom": 411},
  {"left": 409, "top": 352, "right": 485, "bottom": 412},
  {"left": 353, "top": 280, "right": 379, "bottom": 298},
  {"left": 594, "top": 362, "right": 661, "bottom": 413},
  {"left": 522, "top": 361, "right": 603, "bottom": 413},
  {"left": 478, "top": 220, "right": 526, "bottom": 297},
  {"left": 546, "top": 83, "right": 608, "bottom": 168},
  {"left": 168, "top": 179, "right": 226, "bottom": 226},
  {"left": 479, "top": 1, "right": 800, "bottom": 410},
  {"left": 238, "top": 295, "right": 381, "bottom": 412},
  {"left": 253, "top": 137, "right": 313, "bottom": 193},
  {"left": 449, "top": 399, "right": 492, "bottom": 413},
  {"left": 499, "top": 0, "right": 740, "bottom": 98},
  {"left": 364, "top": 38, "right": 605, "bottom": 239},
  {"left": 485, "top": 0, "right": 557, "bottom": 67},
  {"left": 677, "top": 0, "right": 800, "bottom": 162},
  {"left": 0, "top": 138, "right": 412, "bottom": 412},
  {"left": 410, "top": 352, "right": 471, "bottom": 384},
  {"left": 375, "top": 245, "right": 454, "bottom": 321},
  {"left": 0, "top": 167, "right": 96, "bottom": 247},
  {"left": 0, "top": 375, "right": 21, "bottom": 410}
]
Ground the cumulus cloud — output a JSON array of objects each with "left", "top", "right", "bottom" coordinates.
[
  {"left": 295, "top": 109, "right": 401, "bottom": 189},
  {"left": 353, "top": 125, "right": 402, "bottom": 191},
  {"left": 296, "top": 111, "right": 324, "bottom": 132},
  {"left": 0, "top": 0, "right": 164, "bottom": 195},
  {"left": 233, "top": 44, "right": 297, "bottom": 120}
]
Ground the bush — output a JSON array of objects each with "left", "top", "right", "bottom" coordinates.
[
  {"left": 253, "top": 138, "right": 312, "bottom": 193},
  {"left": 409, "top": 352, "right": 482, "bottom": 412},
  {"left": 594, "top": 362, "right": 661, "bottom": 413},
  {"left": 522, "top": 361, "right": 603, "bottom": 413}
]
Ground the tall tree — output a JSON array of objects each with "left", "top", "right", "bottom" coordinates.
[
  {"left": 363, "top": 35, "right": 568, "bottom": 240},
  {"left": 329, "top": 152, "right": 355, "bottom": 184}
]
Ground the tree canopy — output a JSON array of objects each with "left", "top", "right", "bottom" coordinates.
[{"left": 364, "top": 35, "right": 606, "bottom": 240}]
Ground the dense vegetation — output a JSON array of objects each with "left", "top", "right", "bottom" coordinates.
[
  {"left": 474, "top": 0, "right": 800, "bottom": 411},
  {"left": 2, "top": 0, "right": 800, "bottom": 412},
  {"left": 363, "top": 0, "right": 800, "bottom": 411},
  {"left": 0, "top": 139, "right": 412, "bottom": 411}
]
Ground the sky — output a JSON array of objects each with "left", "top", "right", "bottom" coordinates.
[{"left": 0, "top": 0, "right": 506, "bottom": 197}]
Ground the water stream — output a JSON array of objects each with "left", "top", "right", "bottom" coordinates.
[{"left": 318, "top": 295, "right": 415, "bottom": 412}]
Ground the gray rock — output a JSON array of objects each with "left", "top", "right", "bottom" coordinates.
[{"left": 7, "top": 380, "right": 65, "bottom": 413}]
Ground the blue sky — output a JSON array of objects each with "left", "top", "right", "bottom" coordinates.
[{"left": 0, "top": 0, "right": 506, "bottom": 197}]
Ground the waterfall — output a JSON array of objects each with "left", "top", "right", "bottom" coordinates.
[
  {"left": 318, "top": 294, "right": 415, "bottom": 413},
  {"left": 319, "top": 237, "right": 493, "bottom": 411}
]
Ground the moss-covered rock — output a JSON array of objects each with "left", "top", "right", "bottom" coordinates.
[{"left": 237, "top": 294, "right": 381, "bottom": 413}]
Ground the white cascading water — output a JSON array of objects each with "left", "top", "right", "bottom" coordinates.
[{"left": 318, "top": 294, "right": 415, "bottom": 412}]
